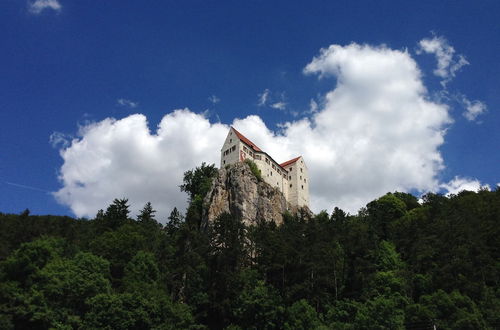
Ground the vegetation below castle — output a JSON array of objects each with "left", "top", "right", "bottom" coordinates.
[
  {"left": 244, "top": 159, "right": 262, "bottom": 181},
  {"left": 0, "top": 164, "right": 499, "bottom": 329}
]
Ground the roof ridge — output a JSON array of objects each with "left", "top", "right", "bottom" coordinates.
[
  {"left": 231, "top": 127, "right": 262, "bottom": 152},
  {"left": 280, "top": 156, "right": 301, "bottom": 167}
]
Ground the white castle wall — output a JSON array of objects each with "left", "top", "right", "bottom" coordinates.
[{"left": 282, "top": 157, "right": 309, "bottom": 208}]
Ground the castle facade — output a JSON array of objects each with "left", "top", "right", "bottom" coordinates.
[{"left": 220, "top": 127, "right": 310, "bottom": 208}]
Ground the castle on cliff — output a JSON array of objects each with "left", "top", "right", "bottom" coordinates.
[{"left": 220, "top": 127, "right": 310, "bottom": 208}]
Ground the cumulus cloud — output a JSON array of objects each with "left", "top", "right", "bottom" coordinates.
[
  {"left": 117, "top": 98, "right": 139, "bottom": 109},
  {"left": 28, "top": 0, "right": 61, "bottom": 14},
  {"left": 54, "top": 110, "right": 228, "bottom": 220},
  {"left": 309, "top": 99, "right": 319, "bottom": 113},
  {"left": 55, "top": 42, "right": 458, "bottom": 220},
  {"left": 440, "top": 176, "right": 489, "bottom": 195},
  {"left": 417, "top": 35, "right": 468, "bottom": 87}
]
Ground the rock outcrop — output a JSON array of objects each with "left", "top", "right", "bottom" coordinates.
[{"left": 203, "top": 162, "right": 293, "bottom": 227}]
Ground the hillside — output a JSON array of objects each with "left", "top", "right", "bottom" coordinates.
[{"left": 0, "top": 163, "right": 499, "bottom": 329}]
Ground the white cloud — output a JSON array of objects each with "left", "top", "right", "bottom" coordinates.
[
  {"left": 54, "top": 110, "right": 228, "bottom": 221},
  {"left": 208, "top": 95, "right": 220, "bottom": 104},
  {"left": 117, "top": 98, "right": 139, "bottom": 109},
  {"left": 55, "top": 42, "right": 457, "bottom": 220},
  {"left": 309, "top": 99, "right": 319, "bottom": 113},
  {"left": 461, "top": 96, "right": 487, "bottom": 121},
  {"left": 28, "top": 0, "right": 61, "bottom": 14},
  {"left": 271, "top": 101, "right": 287, "bottom": 110},
  {"left": 417, "top": 35, "right": 468, "bottom": 87},
  {"left": 257, "top": 89, "right": 270, "bottom": 106},
  {"left": 49, "top": 131, "right": 72, "bottom": 149},
  {"left": 440, "top": 176, "right": 489, "bottom": 195}
]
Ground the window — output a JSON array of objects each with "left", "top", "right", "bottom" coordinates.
[
  {"left": 223, "top": 160, "right": 226, "bottom": 164},
  {"left": 304, "top": 179, "right": 306, "bottom": 183},
  {"left": 289, "top": 168, "right": 292, "bottom": 172},
  {"left": 300, "top": 176, "right": 302, "bottom": 180},
  {"left": 270, "top": 172, "right": 272, "bottom": 176},
  {"left": 283, "top": 174, "right": 286, "bottom": 179},
  {"left": 255, "top": 155, "right": 261, "bottom": 160},
  {"left": 301, "top": 185, "right": 304, "bottom": 189},
  {"left": 289, "top": 176, "right": 291, "bottom": 180},
  {"left": 230, "top": 139, "right": 232, "bottom": 143},
  {"left": 265, "top": 158, "right": 270, "bottom": 164},
  {"left": 289, "top": 184, "right": 292, "bottom": 188},
  {"left": 232, "top": 146, "right": 236, "bottom": 151},
  {"left": 300, "top": 168, "right": 303, "bottom": 173}
]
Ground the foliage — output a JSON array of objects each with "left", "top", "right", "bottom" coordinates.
[
  {"left": 0, "top": 164, "right": 499, "bottom": 329},
  {"left": 244, "top": 159, "right": 262, "bottom": 181}
]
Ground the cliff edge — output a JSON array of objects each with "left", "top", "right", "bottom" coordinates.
[{"left": 203, "top": 162, "right": 300, "bottom": 227}]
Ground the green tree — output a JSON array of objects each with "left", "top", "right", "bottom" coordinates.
[
  {"left": 231, "top": 270, "right": 284, "bottom": 329},
  {"left": 284, "top": 299, "right": 324, "bottom": 330},
  {"left": 367, "top": 193, "right": 407, "bottom": 239},
  {"left": 123, "top": 251, "right": 159, "bottom": 294}
]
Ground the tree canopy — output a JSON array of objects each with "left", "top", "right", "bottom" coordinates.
[{"left": 1, "top": 163, "right": 499, "bottom": 329}]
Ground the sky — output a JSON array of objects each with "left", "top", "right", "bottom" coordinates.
[{"left": 1, "top": 0, "right": 499, "bottom": 222}]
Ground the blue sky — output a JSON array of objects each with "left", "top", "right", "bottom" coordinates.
[{"left": 1, "top": 0, "right": 499, "bottom": 220}]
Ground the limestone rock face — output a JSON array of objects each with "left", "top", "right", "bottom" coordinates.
[{"left": 203, "top": 162, "right": 291, "bottom": 227}]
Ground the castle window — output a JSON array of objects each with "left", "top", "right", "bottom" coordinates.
[
  {"left": 304, "top": 179, "right": 306, "bottom": 183},
  {"left": 300, "top": 168, "right": 303, "bottom": 173},
  {"left": 289, "top": 176, "right": 291, "bottom": 180},
  {"left": 301, "top": 185, "right": 304, "bottom": 189},
  {"left": 223, "top": 160, "right": 226, "bottom": 164},
  {"left": 232, "top": 146, "right": 236, "bottom": 151},
  {"left": 289, "top": 168, "right": 292, "bottom": 172},
  {"left": 255, "top": 155, "right": 261, "bottom": 160},
  {"left": 265, "top": 158, "right": 270, "bottom": 164},
  {"left": 300, "top": 176, "right": 302, "bottom": 180},
  {"left": 270, "top": 172, "right": 272, "bottom": 176},
  {"left": 283, "top": 174, "right": 286, "bottom": 179},
  {"left": 290, "top": 184, "right": 292, "bottom": 188},
  {"left": 230, "top": 139, "right": 232, "bottom": 143}
]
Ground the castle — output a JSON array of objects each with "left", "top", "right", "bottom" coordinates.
[{"left": 220, "top": 127, "right": 310, "bottom": 208}]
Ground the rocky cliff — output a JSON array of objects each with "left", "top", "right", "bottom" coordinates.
[{"left": 202, "top": 162, "right": 294, "bottom": 227}]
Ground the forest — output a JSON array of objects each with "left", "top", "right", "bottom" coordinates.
[{"left": 0, "top": 163, "right": 499, "bottom": 329}]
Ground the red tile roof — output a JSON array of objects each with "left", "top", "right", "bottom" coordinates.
[
  {"left": 231, "top": 127, "right": 262, "bottom": 152},
  {"left": 280, "top": 156, "right": 301, "bottom": 167}
]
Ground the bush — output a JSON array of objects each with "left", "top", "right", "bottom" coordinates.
[{"left": 244, "top": 159, "right": 262, "bottom": 181}]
